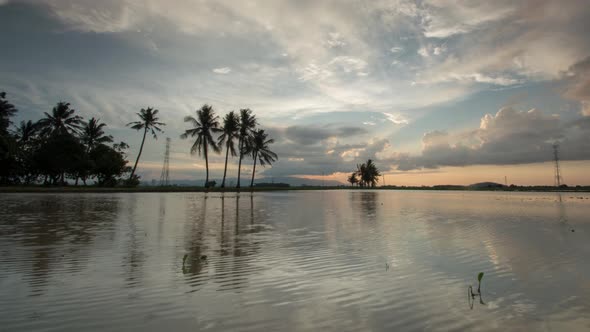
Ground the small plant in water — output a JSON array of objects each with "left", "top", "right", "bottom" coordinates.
[
  {"left": 477, "top": 272, "right": 484, "bottom": 293},
  {"left": 468, "top": 272, "right": 485, "bottom": 309}
]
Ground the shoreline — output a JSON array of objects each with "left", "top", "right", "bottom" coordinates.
[{"left": 1, "top": 186, "right": 589, "bottom": 194}]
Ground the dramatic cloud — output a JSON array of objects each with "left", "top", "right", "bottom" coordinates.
[{"left": 396, "top": 107, "right": 590, "bottom": 170}]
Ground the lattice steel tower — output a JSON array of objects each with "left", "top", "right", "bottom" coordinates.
[
  {"left": 159, "top": 138, "right": 171, "bottom": 186},
  {"left": 553, "top": 143, "right": 563, "bottom": 187}
]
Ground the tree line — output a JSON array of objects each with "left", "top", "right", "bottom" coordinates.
[{"left": 0, "top": 92, "right": 277, "bottom": 188}]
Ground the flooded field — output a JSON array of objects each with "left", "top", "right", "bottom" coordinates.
[{"left": 1, "top": 190, "right": 589, "bottom": 331}]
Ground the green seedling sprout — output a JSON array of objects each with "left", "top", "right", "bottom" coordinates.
[{"left": 477, "top": 272, "right": 484, "bottom": 293}]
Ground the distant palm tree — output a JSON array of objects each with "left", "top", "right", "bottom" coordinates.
[
  {"left": 218, "top": 111, "right": 240, "bottom": 188},
  {"left": 356, "top": 159, "right": 380, "bottom": 187},
  {"left": 127, "top": 107, "right": 165, "bottom": 181},
  {"left": 0, "top": 92, "right": 18, "bottom": 134},
  {"left": 38, "top": 102, "right": 83, "bottom": 137},
  {"left": 14, "top": 120, "right": 37, "bottom": 143},
  {"left": 347, "top": 172, "right": 358, "bottom": 187},
  {"left": 236, "top": 108, "right": 257, "bottom": 188},
  {"left": 249, "top": 129, "right": 277, "bottom": 188},
  {"left": 181, "top": 104, "right": 222, "bottom": 188},
  {"left": 81, "top": 117, "right": 113, "bottom": 152}
]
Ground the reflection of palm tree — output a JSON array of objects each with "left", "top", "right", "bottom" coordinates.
[
  {"left": 249, "top": 129, "right": 278, "bottom": 188},
  {"left": 218, "top": 111, "right": 240, "bottom": 188},
  {"left": 127, "top": 107, "right": 165, "bottom": 181},
  {"left": 236, "top": 109, "right": 257, "bottom": 189},
  {"left": 181, "top": 105, "right": 222, "bottom": 188},
  {"left": 38, "top": 102, "right": 83, "bottom": 137},
  {"left": 183, "top": 196, "right": 208, "bottom": 290}
]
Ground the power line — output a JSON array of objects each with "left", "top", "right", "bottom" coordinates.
[{"left": 159, "top": 137, "right": 171, "bottom": 186}]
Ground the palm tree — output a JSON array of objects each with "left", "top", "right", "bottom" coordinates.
[
  {"left": 0, "top": 92, "right": 18, "bottom": 135},
  {"left": 127, "top": 107, "right": 165, "bottom": 181},
  {"left": 249, "top": 129, "right": 278, "bottom": 188},
  {"left": 81, "top": 118, "right": 113, "bottom": 152},
  {"left": 181, "top": 104, "right": 222, "bottom": 188},
  {"left": 38, "top": 102, "right": 83, "bottom": 137},
  {"left": 356, "top": 159, "right": 380, "bottom": 188},
  {"left": 217, "top": 111, "right": 240, "bottom": 188},
  {"left": 347, "top": 172, "right": 358, "bottom": 187},
  {"left": 14, "top": 120, "right": 37, "bottom": 143},
  {"left": 236, "top": 108, "right": 257, "bottom": 188}
]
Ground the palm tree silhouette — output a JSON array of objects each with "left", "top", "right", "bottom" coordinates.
[
  {"left": 0, "top": 92, "right": 18, "bottom": 135},
  {"left": 355, "top": 159, "right": 380, "bottom": 187},
  {"left": 249, "top": 129, "right": 278, "bottom": 188},
  {"left": 236, "top": 109, "right": 257, "bottom": 189},
  {"left": 38, "top": 102, "right": 83, "bottom": 137},
  {"left": 218, "top": 111, "right": 240, "bottom": 188},
  {"left": 14, "top": 120, "right": 38, "bottom": 143},
  {"left": 181, "top": 104, "right": 222, "bottom": 188},
  {"left": 81, "top": 117, "right": 113, "bottom": 153},
  {"left": 127, "top": 107, "right": 165, "bottom": 181},
  {"left": 347, "top": 172, "right": 358, "bottom": 187}
]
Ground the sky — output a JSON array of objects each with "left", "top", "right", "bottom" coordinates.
[{"left": 1, "top": 0, "right": 589, "bottom": 186}]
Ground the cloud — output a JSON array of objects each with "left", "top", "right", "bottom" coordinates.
[
  {"left": 562, "top": 56, "right": 590, "bottom": 116},
  {"left": 212, "top": 67, "right": 231, "bottom": 74},
  {"left": 396, "top": 107, "right": 590, "bottom": 170},
  {"left": 390, "top": 46, "right": 403, "bottom": 53},
  {"left": 324, "top": 32, "right": 346, "bottom": 48},
  {"left": 283, "top": 125, "right": 368, "bottom": 146},
  {"left": 264, "top": 137, "right": 390, "bottom": 178}
]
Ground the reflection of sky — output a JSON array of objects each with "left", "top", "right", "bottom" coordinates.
[{"left": 0, "top": 191, "right": 590, "bottom": 330}]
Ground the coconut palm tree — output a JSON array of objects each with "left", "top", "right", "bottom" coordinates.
[
  {"left": 81, "top": 117, "right": 113, "bottom": 153},
  {"left": 14, "top": 120, "right": 37, "bottom": 143},
  {"left": 356, "top": 159, "right": 380, "bottom": 188},
  {"left": 236, "top": 108, "right": 257, "bottom": 188},
  {"left": 127, "top": 107, "right": 165, "bottom": 181},
  {"left": 181, "top": 104, "right": 222, "bottom": 188},
  {"left": 0, "top": 92, "right": 18, "bottom": 135},
  {"left": 347, "top": 172, "right": 358, "bottom": 187},
  {"left": 38, "top": 102, "right": 83, "bottom": 137},
  {"left": 248, "top": 129, "right": 278, "bottom": 188},
  {"left": 217, "top": 111, "right": 240, "bottom": 188}
]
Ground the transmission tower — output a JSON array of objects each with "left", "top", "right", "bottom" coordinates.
[
  {"left": 553, "top": 143, "right": 563, "bottom": 187},
  {"left": 159, "top": 138, "right": 171, "bottom": 186}
]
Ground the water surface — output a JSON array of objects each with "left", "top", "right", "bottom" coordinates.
[{"left": 1, "top": 190, "right": 589, "bottom": 331}]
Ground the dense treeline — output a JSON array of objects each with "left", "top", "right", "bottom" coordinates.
[
  {"left": 0, "top": 92, "right": 277, "bottom": 188},
  {"left": 0, "top": 93, "right": 132, "bottom": 186}
]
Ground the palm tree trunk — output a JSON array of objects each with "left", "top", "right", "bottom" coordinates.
[
  {"left": 250, "top": 152, "right": 258, "bottom": 188},
  {"left": 236, "top": 139, "right": 243, "bottom": 189},
  {"left": 221, "top": 140, "right": 230, "bottom": 188},
  {"left": 129, "top": 127, "right": 147, "bottom": 180},
  {"left": 204, "top": 142, "right": 209, "bottom": 188}
]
